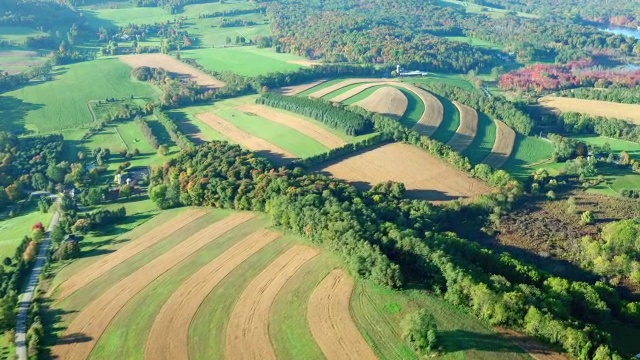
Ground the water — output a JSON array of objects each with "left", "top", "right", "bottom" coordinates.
[{"left": 601, "top": 26, "right": 640, "bottom": 39}]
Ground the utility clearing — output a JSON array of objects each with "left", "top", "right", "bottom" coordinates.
[
  {"left": 351, "top": 87, "right": 408, "bottom": 120},
  {"left": 483, "top": 119, "right": 516, "bottom": 169},
  {"left": 447, "top": 101, "right": 478, "bottom": 152},
  {"left": 315, "top": 143, "right": 492, "bottom": 202},
  {"left": 119, "top": 53, "right": 226, "bottom": 88},
  {"left": 539, "top": 96, "right": 640, "bottom": 125}
]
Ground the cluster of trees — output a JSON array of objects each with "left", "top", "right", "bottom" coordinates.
[
  {"left": 256, "top": 93, "right": 372, "bottom": 135},
  {"left": 133, "top": 66, "right": 215, "bottom": 108},
  {"left": 96, "top": 18, "right": 194, "bottom": 54},
  {"left": 421, "top": 83, "right": 534, "bottom": 135},
  {"left": 0, "top": 62, "right": 53, "bottom": 93},
  {"left": 289, "top": 133, "right": 388, "bottom": 168},
  {"left": 556, "top": 112, "right": 640, "bottom": 143},
  {"left": 134, "top": 116, "right": 160, "bottom": 149},
  {"left": 219, "top": 19, "right": 257, "bottom": 28},
  {"left": 198, "top": 8, "right": 262, "bottom": 19},
  {"left": 149, "top": 140, "right": 632, "bottom": 358},
  {"left": 153, "top": 109, "right": 193, "bottom": 150},
  {"left": 557, "top": 87, "right": 640, "bottom": 105}
]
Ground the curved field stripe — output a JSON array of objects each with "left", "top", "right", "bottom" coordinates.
[
  {"left": 351, "top": 87, "right": 408, "bottom": 120},
  {"left": 308, "top": 269, "right": 378, "bottom": 360},
  {"left": 144, "top": 229, "right": 282, "bottom": 360},
  {"left": 52, "top": 209, "right": 207, "bottom": 301},
  {"left": 225, "top": 245, "right": 320, "bottom": 360},
  {"left": 236, "top": 104, "right": 347, "bottom": 148},
  {"left": 51, "top": 212, "right": 255, "bottom": 360},
  {"left": 329, "top": 82, "right": 391, "bottom": 102},
  {"left": 195, "top": 112, "right": 296, "bottom": 165},
  {"left": 447, "top": 101, "right": 478, "bottom": 152},
  {"left": 278, "top": 79, "right": 327, "bottom": 96},
  {"left": 483, "top": 119, "right": 516, "bottom": 169},
  {"left": 308, "top": 78, "right": 396, "bottom": 99}
]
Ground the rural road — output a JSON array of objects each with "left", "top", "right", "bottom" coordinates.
[{"left": 15, "top": 208, "right": 60, "bottom": 360}]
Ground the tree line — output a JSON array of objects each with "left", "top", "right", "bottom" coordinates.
[
  {"left": 153, "top": 109, "right": 193, "bottom": 150},
  {"left": 556, "top": 87, "right": 640, "bottom": 105}
]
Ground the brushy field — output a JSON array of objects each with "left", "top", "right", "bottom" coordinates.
[
  {"left": 0, "top": 59, "right": 157, "bottom": 133},
  {"left": 464, "top": 112, "right": 497, "bottom": 164},
  {"left": 180, "top": 47, "right": 307, "bottom": 77},
  {"left": 503, "top": 135, "right": 554, "bottom": 178}
]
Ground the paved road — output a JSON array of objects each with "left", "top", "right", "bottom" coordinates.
[{"left": 15, "top": 209, "right": 60, "bottom": 360}]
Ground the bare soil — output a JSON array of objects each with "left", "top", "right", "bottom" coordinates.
[
  {"left": 315, "top": 143, "right": 492, "bottom": 202},
  {"left": 51, "top": 209, "right": 207, "bottom": 300},
  {"left": 51, "top": 213, "right": 255, "bottom": 360},
  {"left": 307, "top": 269, "right": 377, "bottom": 360},
  {"left": 195, "top": 112, "right": 296, "bottom": 165},
  {"left": 447, "top": 101, "right": 478, "bottom": 152},
  {"left": 276, "top": 79, "right": 327, "bottom": 96},
  {"left": 119, "top": 54, "right": 226, "bottom": 88},
  {"left": 144, "top": 229, "right": 282, "bottom": 360},
  {"left": 351, "top": 87, "right": 408, "bottom": 120},
  {"left": 539, "top": 96, "right": 640, "bottom": 125},
  {"left": 225, "top": 245, "right": 319, "bottom": 360},
  {"left": 236, "top": 104, "right": 347, "bottom": 148},
  {"left": 483, "top": 119, "right": 516, "bottom": 169}
]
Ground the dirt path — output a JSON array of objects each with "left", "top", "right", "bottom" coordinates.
[
  {"left": 496, "top": 328, "right": 569, "bottom": 360},
  {"left": 119, "top": 53, "right": 225, "bottom": 88},
  {"left": 539, "top": 96, "right": 640, "bottom": 125},
  {"left": 447, "top": 101, "right": 478, "bottom": 152},
  {"left": 225, "top": 245, "right": 319, "bottom": 360},
  {"left": 236, "top": 104, "right": 347, "bottom": 148},
  {"left": 315, "top": 143, "right": 491, "bottom": 202},
  {"left": 51, "top": 212, "right": 255, "bottom": 360},
  {"left": 307, "top": 269, "right": 377, "bottom": 360},
  {"left": 195, "top": 112, "right": 296, "bottom": 165},
  {"left": 483, "top": 119, "right": 516, "bottom": 169},
  {"left": 277, "top": 79, "right": 327, "bottom": 96},
  {"left": 144, "top": 229, "right": 282, "bottom": 360},
  {"left": 352, "top": 87, "right": 408, "bottom": 120},
  {"left": 51, "top": 209, "right": 207, "bottom": 300},
  {"left": 308, "top": 78, "right": 396, "bottom": 99}
]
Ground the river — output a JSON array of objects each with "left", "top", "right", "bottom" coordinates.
[{"left": 601, "top": 26, "right": 640, "bottom": 39}]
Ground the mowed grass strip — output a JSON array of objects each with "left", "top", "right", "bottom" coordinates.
[
  {"left": 91, "top": 217, "right": 271, "bottom": 360},
  {"left": 429, "top": 94, "right": 460, "bottom": 143},
  {"left": 270, "top": 253, "right": 339, "bottom": 359},
  {"left": 464, "top": 112, "right": 497, "bottom": 164},
  {"left": 1, "top": 58, "right": 158, "bottom": 133},
  {"left": 188, "top": 236, "right": 296, "bottom": 359}
]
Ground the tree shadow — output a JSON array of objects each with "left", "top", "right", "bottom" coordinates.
[
  {"left": 439, "top": 329, "right": 525, "bottom": 354},
  {"left": 253, "top": 149, "right": 296, "bottom": 167},
  {"left": 0, "top": 95, "right": 41, "bottom": 133},
  {"left": 165, "top": 110, "right": 205, "bottom": 144}
]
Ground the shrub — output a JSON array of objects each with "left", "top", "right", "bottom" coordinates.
[{"left": 401, "top": 310, "right": 438, "bottom": 354}]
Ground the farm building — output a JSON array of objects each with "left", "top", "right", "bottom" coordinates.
[{"left": 396, "top": 65, "right": 428, "bottom": 77}]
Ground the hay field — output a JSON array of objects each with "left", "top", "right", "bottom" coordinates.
[
  {"left": 119, "top": 53, "right": 225, "bottom": 88},
  {"left": 351, "top": 87, "right": 409, "bottom": 120},
  {"left": 315, "top": 143, "right": 492, "bottom": 202},
  {"left": 483, "top": 119, "right": 516, "bottom": 169},
  {"left": 447, "top": 101, "right": 478, "bottom": 152},
  {"left": 539, "top": 96, "right": 640, "bottom": 125}
]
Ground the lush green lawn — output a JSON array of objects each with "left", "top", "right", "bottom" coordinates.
[
  {"left": 180, "top": 47, "right": 306, "bottom": 77},
  {"left": 503, "top": 135, "right": 554, "bottom": 178},
  {"left": 0, "top": 204, "right": 53, "bottom": 259},
  {"left": 0, "top": 59, "right": 157, "bottom": 133},
  {"left": 92, "top": 214, "right": 266, "bottom": 360},
  {"left": 464, "top": 113, "right": 497, "bottom": 164}
]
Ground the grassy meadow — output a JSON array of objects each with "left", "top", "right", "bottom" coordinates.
[
  {"left": 503, "top": 135, "right": 554, "bottom": 178},
  {"left": 0, "top": 204, "right": 54, "bottom": 259}
]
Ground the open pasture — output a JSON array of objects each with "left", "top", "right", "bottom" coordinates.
[
  {"left": 315, "top": 143, "right": 492, "bottom": 202},
  {"left": 540, "top": 96, "right": 640, "bottom": 125},
  {"left": 119, "top": 53, "right": 225, "bottom": 88},
  {"left": 503, "top": 135, "right": 554, "bottom": 178}
]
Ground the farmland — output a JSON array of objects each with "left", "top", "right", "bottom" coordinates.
[
  {"left": 539, "top": 96, "right": 640, "bottom": 125},
  {"left": 46, "top": 208, "right": 529, "bottom": 359}
]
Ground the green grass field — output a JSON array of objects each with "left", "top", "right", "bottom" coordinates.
[
  {"left": 503, "top": 135, "right": 554, "bottom": 178},
  {"left": 464, "top": 113, "right": 497, "bottom": 164},
  {"left": 180, "top": 47, "right": 306, "bottom": 77},
  {"left": 0, "top": 26, "right": 46, "bottom": 45},
  {"left": 444, "top": 36, "right": 503, "bottom": 50},
  {"left": 0, "top": 59, "right": 158, "bottom": 133},
  {"left": 569, "top": 135, "right": 640, "bottom": 160},
  {"left": 0, "top": 203, "right": 54, "bottom": 260},
  {"left": 402, "top": 74, "right": 478, "bottom": 92},
  {"left": 429, "top": 93, "right": 460, "bottom": 144},
  {"left": 436, "top": 0, "right": 537, "bottom": 19}
]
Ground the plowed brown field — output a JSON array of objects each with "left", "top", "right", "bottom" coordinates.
[
  {"left": 447, "top": 101, "right": 478, "bottom": 152},
  {"left": 352, "top": 87, "right": 408, "bottom": 120},
  {"left": 308, "top": 270, "right": 377, "bottom": 360},
  {"left": 144, "top": 229, "right": 282, "bottom": 360},
  {"left": 119, "top": 54, "right": 225, "bottom": 88},
  {"left": 195, "top": 112, "right": 296, "bottom": 165},
  {"left": 539, "top": 96, "right": 640, "bottom": 125},
  {"left": 315, "top": 143, "right": 491, "bottom": 202},
  {"left": 308, "top": 78, "right": 396, "bottom": 98},
  {"left": 277, "top": 79, "right": 327, "bottom": 96},
  {"left": 51, "top": 212, "right": 255, "bottom": 360},
  {"left": 483, "top": 119, "right": 516, "bottom": 169},
  {"left": 52, "top": 209, "right": 207, "bottom": 300},
  {"left": 225, "top": 245, "right": 319, "bottom": 360},
  {"left": 236, "top": 104, "right": 346, "bottom": 148}
]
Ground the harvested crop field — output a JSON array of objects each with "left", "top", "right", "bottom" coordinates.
[
  {"left": 51, "top": 212, "right": 255, "bottom": 360},
  {"left": 225, "top": 245, "right": 319, "bottom": 360},
  {"left": 308, "top": 78, "right": 396, "bottom": 98},
  {"left": 315, "top": 143, "right": 492, "bottom": 202},
  {"left": 119, "top": 53, "right": 225, "bottom": 88},
  {"left": 277, "top": 79, "right": 327, "bottom": 96},
  {"left": 447, "top": 101, "right": 478, "bottom": 152},
  {"left": 308, "top": 269, "right": 377, "bottom": 360},
  {"left": 51, "top": 209, "right": 207, "bottom": 301},
  {"left": 144, "top": 229, "right": 282, "bottom": 360},
  {"left": 236, "top": 104, "right": 346, "bottom": 148},
  {"left": 351, "top": 87, "right": 408, "bottom": 120},
  {"left": 539, "top": 96, "right": 640, "bottom": 125},
  {"left": 195, "top": 112, "right": 296, "bottom": 165},
  {"left": 483, "top": 119, "right": 516, "bottom": 169}
]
